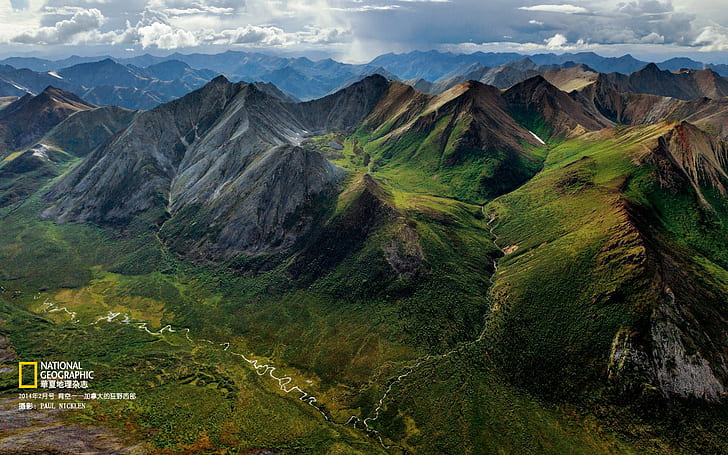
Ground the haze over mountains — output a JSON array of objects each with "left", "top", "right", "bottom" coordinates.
[
  {"left": 2, "top": 49, "right": 728, "bottom": 111},
  {"left": 2, "top": 48, "right": 728, "bottom": 454}
]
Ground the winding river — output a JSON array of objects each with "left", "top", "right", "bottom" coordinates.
[{"left": 29, "top": 208, "right": 504, "bottom": 452}]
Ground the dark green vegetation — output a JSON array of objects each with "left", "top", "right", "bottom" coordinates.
[
  {"left": 484, "top": 123, "right": 728, "bottom": 398},
  {"left": 1, "top": 72, "right": 728, "bottom": 455},
  {"left": 0, "top": 159, "right": 504, "bottom": 453}
]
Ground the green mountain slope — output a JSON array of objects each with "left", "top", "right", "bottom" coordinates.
[
  {"left": 335, "top": 81, "right": 546, "bottom": 203},
  {"left": 1, "top": 72, "right": 727, "bottom": 455},
  {"left": 483, "top": 121, "right": 728, "bottom": 407}
]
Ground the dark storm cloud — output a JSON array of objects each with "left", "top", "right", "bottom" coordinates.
[
  {"left": 343, "top": 0, "right": 523, "bottom": 47},
  {"left": 340, "top": 0, "right": 702, "bottom": 51}
]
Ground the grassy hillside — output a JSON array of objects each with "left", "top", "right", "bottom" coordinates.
[
  {"left": 472, "top": 122, "right": 728, "bottom": 452},
  {"left": 2, "top": 107, "right": 728, "bottom": 454},
  {"left": 325, "top": 82, "right": 547, "bottom": 204},
  {"left": 0, "top": 156, "right": 502, "bottom": 453}
]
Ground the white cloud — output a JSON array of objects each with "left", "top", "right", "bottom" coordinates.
[
  {"left": 544, "top": 33, "right": 568, "bottom": 48},
  {"left": 148, "top": 0, "right": 241, "bottom": 12},
  {"left": 165, "top": 7, "right": 235, "bottom": 16},
  {"left": 200, "top": 24, "right": 351, "bottom": 47},
  {"left": 10, "top": 0, "right": 29, "bottom": 10},
  {"left": 518, "top": 4, "right": 588, "bottom": 14},
  {"left": 442, "top": 38, "right": 589, "bottom": 55},
  {"left": 11, "top": 8, "right": 105, "bottom": 45},
  {"left": 329, "top": 5, "right": 401, "bottom": 12},
  {"left": 137, "top": 21, "right": 199, "bottom": 49},
  {"left": 205, "top": 25, "right": 290, "bottom": 46},
  {"left": 693, "top": 25, "right": 728, "bottom": 51},
  {"left": 2, "top": 0, "right": 728, "bottom": 64},
  {"left": 641, "top": 31, "right": 665, "bottom": 43},
  {"left": 298, "top": 26, "right": 351, "bottom": 44},
  {"left": 616, "top": 0, "right": 673, "bottom": 16}
]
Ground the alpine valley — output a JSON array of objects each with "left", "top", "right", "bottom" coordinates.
[{"left": 1, "top": 49, "right": 727, "bottom": 455}]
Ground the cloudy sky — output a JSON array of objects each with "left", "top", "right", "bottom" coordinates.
[{"left": 1, "top": 0, "right": 728, "bottom": 63}]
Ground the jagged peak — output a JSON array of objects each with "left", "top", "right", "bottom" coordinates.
[
  {"left": 168, "top": 74, "right": 240, "bottom": 104},
  {"left": 19, "top": 85, "right": 94, "bottom": 109},
  {"left": 516, "top": 56, "right": 536, "bottom": 64},
  {"left": 360, "top": 173, "right": 390, "bottom": 199},
  {"left": 335, "top": 172, "right": 394, "bottom": 215},
  {"left": 388, "top": 79, "right": 420, "bottom": 93},
  {"left": 305, "top": 73, "right": 390, "bottom": 107},
  {"left": 39, "top": 85, "right": 78, "bottom": 99},
  {"left": 513, "top": 74, "right": 548, "bottom": 86},
  {"left": 501, "top": 57, "right": 537, "bottom": 70},
  {"left": 209, "top": 74, "right": 231, "bottom": 85},
  {"left": 351, "top": 73, "right": 389, "bottom": 87},
  {"left": 503, "top": 75, "right": 561, "bottom": 96},
  {"left": 564, "top": 62, "right": 598, "bottom": 72},
  {"left": 636, "top": 62, "right": 662, "bottom": 74},
  {"left": 442, "top": 79, "right": 500, "bottom": 98}
]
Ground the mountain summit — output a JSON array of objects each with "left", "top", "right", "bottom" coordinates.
[
  {"left": 42, "top": 75, "right": 390, "bottom": 259},
  {"left": 0, "top": 86, "right": 95, "bottom": 155}
]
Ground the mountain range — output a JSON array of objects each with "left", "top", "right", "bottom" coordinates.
[
  {"left": 2, "top": 49, "right": 728, "bottom": 111},
  {"left": 1, "top": 50, "right": 728, "bottom": 455}
]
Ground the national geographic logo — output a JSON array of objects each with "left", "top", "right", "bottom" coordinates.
[
  {"left": 18, "top": 362, "right": 38, "bottom": 388},
  {"left": 18, "top": 361, "right": 94, "bottom": 389}
]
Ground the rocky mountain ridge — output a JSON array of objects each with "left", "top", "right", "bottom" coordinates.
[{"left": 42, "top": 75, "right": 390, "bottom": 260}]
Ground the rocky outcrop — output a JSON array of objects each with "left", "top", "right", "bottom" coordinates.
[
  {"left": 651, "top": 121, "right": 728, "bottom": 204},
  {"left": 383, "top": 223, "right": 424, "bottom": 278},
  {"left": 609, "top": 286, "right": 727, "bottom": 402},
  {"left": 295, "top": 73, "right": 390, "bottom": 134},
  {"left": 650, "top": 287, "right": 726, "bottom": 401},
  {"left": 161, "top": 144, "right": 344, "bottom": 260},
  {"left": 43, "top": 75, "right": 391, "bottom": 259},
  {"left": 43, "top": 76, "right": 244, "bottom": 224},
  {"left": 606, "top": 195, "right": 728, "bottom": 403}
]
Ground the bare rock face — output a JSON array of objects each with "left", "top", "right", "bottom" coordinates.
[
  {"left": 0, "top": 332, "right": 15, "bottom": 367},
  {"left": 383, "top": 223, "right": 424, "bottom": 278},
  {"left": 0, "top": 396, "right": 149, "bottom": 454},
  {"left": 605, "top": 194, "right": 728, "bottom": 403},
  {"left": 161, "top": 143, "right": 345, "bottom": 260},
  {"left": 651, "top": 121, "right": 728, "bottom": 203},
  {"left": 295, "top": 73, "right": 390, "bottom": 134},
  {"left": 608, "top": 328, "right": 654, "bottom": 391},
  {"left": 608, "top": 287, "right": 727, "bottom": 402},
  {"left": 43, "top": 76, "right": 265, "bottom": 224},
  {"left": 650, "top": 288, "right": 726, "bottom": 401},
  {"left": 42, "top": 75, "right": 389, "bottom": 259}
]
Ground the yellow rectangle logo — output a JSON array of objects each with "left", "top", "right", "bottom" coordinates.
[{"left": 18, "top": 362, "right": 38, "bottom": 388}]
